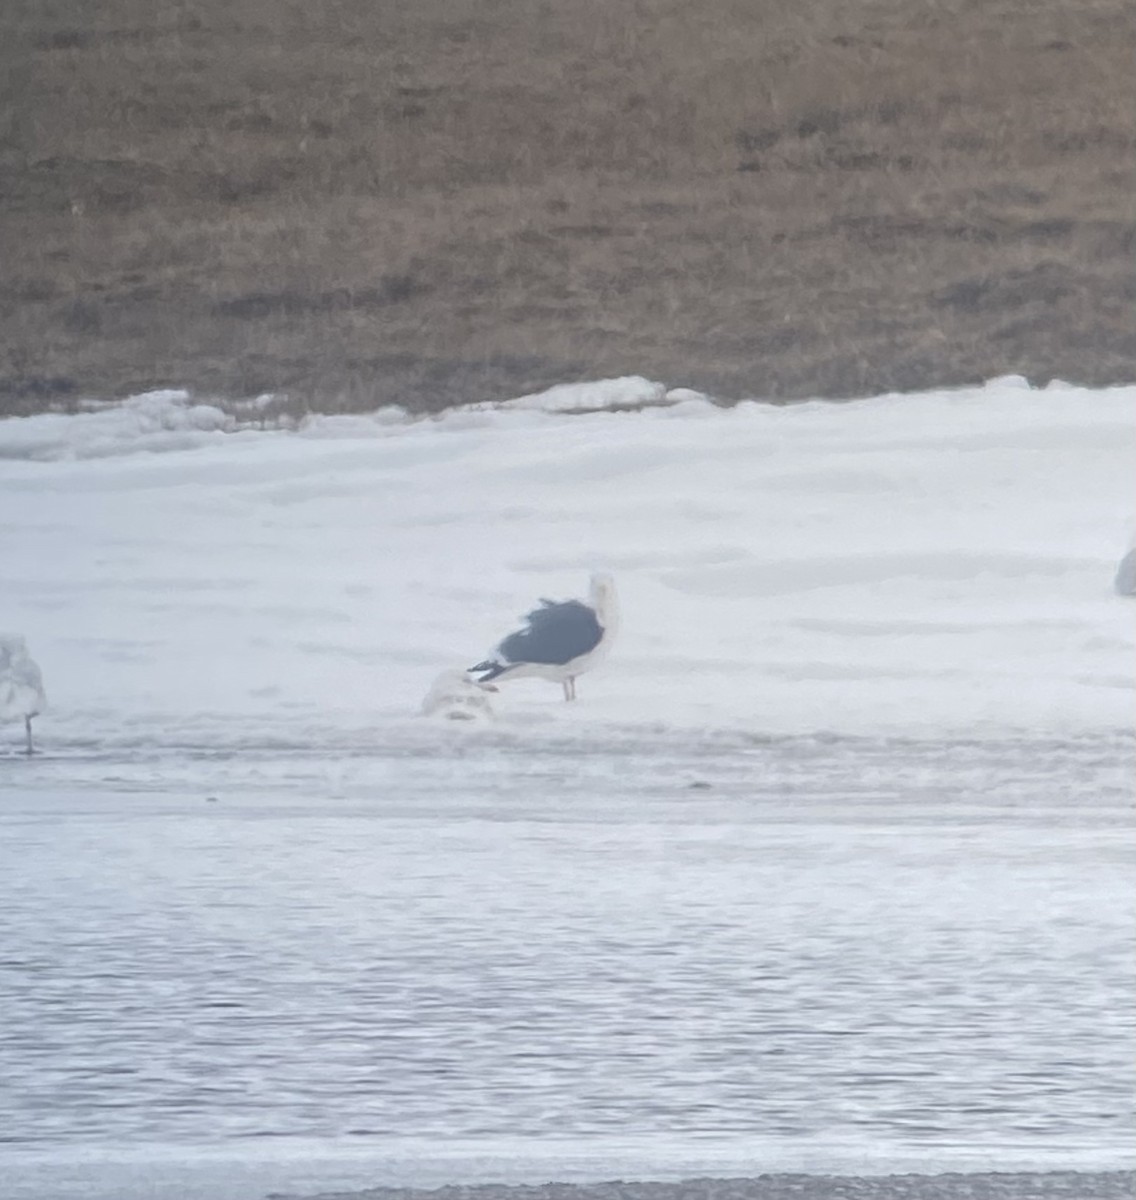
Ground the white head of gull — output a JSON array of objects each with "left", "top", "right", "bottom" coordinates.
[
  {"left": 0, "top": 634, "right": 47, "bottom": 755},
  {"left": 470, "top": 573, "right": 618, "bottom": 701}
]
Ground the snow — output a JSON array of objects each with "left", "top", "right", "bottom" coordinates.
[
  {"left": 0, "top": 376, "right": 1132, "bottom": 758},
  {"left": 0, "top": 390, "right": 237, "bottom": 461},
  {"left": 500, "top": 375, "right": 671, "bottom": 412}
]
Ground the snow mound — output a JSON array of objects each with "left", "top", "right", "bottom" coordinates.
[
  {"left": 0, "top": 391, "right": 239, "bottom": 461},
  {"left": 499, "top": 376, "right": 686, "bottom": 413},
  {"left": 0, "top": 379, "right": 702, "bottom": 463}
]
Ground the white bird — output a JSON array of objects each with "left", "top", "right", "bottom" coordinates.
[
  {"left": 470, "top": 573, "right": 618, "bottom": 701},
  {"left": 1115, "top": 540, "right": 1136, "bottom": 596},
  {"left": 0, "top": 635, "right": 47, "bottom": 755},
  {"left": 421, "top": 669, "right": 497, "bottom": 721}
]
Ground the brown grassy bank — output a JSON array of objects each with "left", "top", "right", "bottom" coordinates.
[{"left": 1, "top": 0, "right": 1133, "bottom": 416}]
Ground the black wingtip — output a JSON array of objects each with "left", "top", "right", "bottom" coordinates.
[{"left": 469, "top": 661, "right": 507, "bottom": 682}]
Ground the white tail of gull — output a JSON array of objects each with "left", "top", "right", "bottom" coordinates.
[
  {"left": 0, "top": 635, "right": 47, "bottom": 755},
  {"left": 470, "top": 573, "right": 618, "bottom": 701}
]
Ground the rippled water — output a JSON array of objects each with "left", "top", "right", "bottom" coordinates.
[{"left": 1, "top": 734, "right": 1134, "bottom": 1197}]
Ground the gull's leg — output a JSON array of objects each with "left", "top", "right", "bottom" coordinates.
[
  {"left": 24, "top": 715, "right": 34, "bottom": 756},
  {"left": 562, "top": 679, "right": 571, "bottom": 701},
  {"left": 568, "top": 676, "right": 577, "bottom": 701}
]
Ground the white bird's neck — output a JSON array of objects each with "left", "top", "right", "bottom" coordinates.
[{"left": 593, "top": 587, "right": 619, "bottom": 634}]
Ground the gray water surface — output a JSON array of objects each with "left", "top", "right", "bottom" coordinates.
[{"left": 1, "top": 733, "right": 1133, "bottom": 1198}]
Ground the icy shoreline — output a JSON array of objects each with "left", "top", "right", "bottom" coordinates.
[
  {"left": 295, "top": 1172, "right": 1136, "bottom": 1200},
  {"left": 11, "top": 1155, "right": 1136, "bottom": 1200}
]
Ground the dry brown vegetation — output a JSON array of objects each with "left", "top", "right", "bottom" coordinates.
[{"left": 1, "top": 0, "right": 1133, "bottom": 415}]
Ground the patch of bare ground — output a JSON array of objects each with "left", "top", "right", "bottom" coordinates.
[{"left": 0, "top": 0, "right": 1132, "bottom": 414}]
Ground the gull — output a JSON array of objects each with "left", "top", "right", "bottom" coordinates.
[
  {"left": 421, "top": 669, "right": 497, "bottom": 721},
  {"left": 470, "top": 573, "right": 618, "bottom": 701},
  {"left": 1115, "top": 532, "right": 1136, "bottom": 596},
  {"left": 0, "top": 635, "right": 47, "bottom": 755}
]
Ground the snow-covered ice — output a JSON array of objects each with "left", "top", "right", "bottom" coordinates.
[{"left": 0, "top": 376, "right": 1132, "bottom": 757}]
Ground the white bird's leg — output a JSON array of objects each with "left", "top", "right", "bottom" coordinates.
[
  {"left": 566, "top": 676, "right": 577, "bottom": 701},
  {"left": 25, "top": 715, "right": 34, "bottom": 756}
]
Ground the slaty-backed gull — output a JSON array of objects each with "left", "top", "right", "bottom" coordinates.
[
  {"left": 470, "top": 573, "right": 618, "bottom": 701},
  {"left": 0, "top": 634, "right": 46, "bottom": 755}
]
